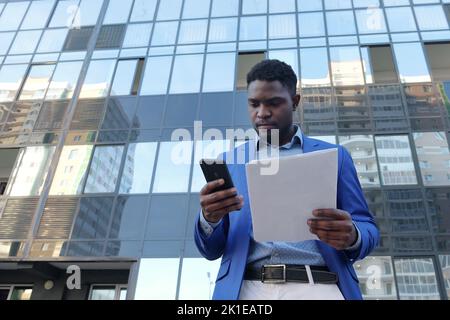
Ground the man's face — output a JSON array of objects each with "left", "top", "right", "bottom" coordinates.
[{"left": 247, "top": 80, "right": 300, "bottom": 143}]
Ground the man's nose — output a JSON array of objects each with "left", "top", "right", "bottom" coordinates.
[{"left": 257, "top": 104, "right": 271, "bottom": 118}]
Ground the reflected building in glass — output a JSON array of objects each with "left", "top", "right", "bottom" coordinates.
[{"left": 0, "top": 0, "right": 450, "bottom": 300}]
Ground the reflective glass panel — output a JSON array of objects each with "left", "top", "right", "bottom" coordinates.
[
  {"left": 298, "top": 12, "right": 325, "bottom": 38},
  {"left": 151, "top": 21, "right": 178, "bottom": 46},
  {"left": 110, "top": 60, "right": 138, "bottom": 96},
  {"left": 0, "top": 64, "right": 28, "bottom": 102},
  {"left": 119, "top": 142, "right": 158, "bottom": 194},
  {"left": 76, "top": 0, "right": 104, "bottom": 27},
  {"left": 19, "top": 64, "right": 56, "bottom": 101},
  {"left": 37, "top": 28, "right": 69, "bottom": 53},
  {"left": 300, "top": 48, "right": 330, "bottom": 87},
  {"left": 239, "top": 16, "right": 267, "bottom": 41},
  {"left": 0, "top": 32, "right": 14, "bottom": 55},
  {"left": 178, "top": 20, "right": 208, "bottom": 44},
  {"left": 89, "top": 286, "right": 115, "bottom": 300},
  {"left": 297, "top": 0, "right": 322, "bottom": 11},
  {"left": 439, "top": 255, "right": 450, "bottom": 299},
  {"left": 0, "top": 2, "right": 29, "bottom": 31},
  {"left": 7, "top": 146, "right": 55, "bottom": 197},
  {"left": 140, "top": 56, "right": 173, "bottom": 95},
  {"left": 355, "top": 8, "right": 387, "bottom": 34},
  {"left": 413, "top": 132, "right": 450, "bottom": 186},
  {"left": 46, "top": 61, "right": 83, "bottom": 100},
  {"left": 134, "top": 258, "right": 180, "bottom": 299},
  {"left": 269, "top": 0, "right": 295, "bottom": 13},
  {"left": 178, "top": 258, "right": 221, "bottom": 299},
  {"left": 49, "top": 0, "right": 79, "bottom": 28},
  {"left": 152, "top": 141, "right": 193, "bottom": 193},
  {"left": 9, "top": 30, "right": 42, "bottom": 55},
  {"left": 338, "top": 135, "right": 379, "bottom": 187},
  {"left": 394, "top": 258, "right": 440, "bottom": 300},
  {"left": 326, "top": 10, "right": 356, "bottom": 36},
  {"left": 182, "top": 0, "right": 211, "bottom": 19},
  {"left": 79, "top": 59, "right": 116, "bottom": 98},
  {"left": 211, "top": 0, "right": 239, "bottom": 17},
  {"left": 393, "top": 43, "right": 432, "bottom": 83},
  {"left": 84, "top": 145, "right": 124, "bottom": 193},
  {"left": 329, "top": 46, "right": 365, "bottom": 86},
  {"left": 354, "top": 256, "right": 397, "bottom": 300},
  {"left": 242, "top": 0, "right": 267, "bottom": 15},
  {"left": 208, "top": 18, "right": 238, "bottom": 42},
  {"left": 123, "top": 23, "right": 152, "bottom": 48},
  {"left": 169, "top": 54, "right": 204, "bottom": 94},
  {"left": 414, "top": 5, "right": 448, "bottom": 31},
  {"left": 130, "top": 0, "right": 157, "bottom": 22},
  {"left": 103, "top": 0, "right": 133, "bottom": 25},
  {"left": 202, "top": 53, "right": 235, "bottom": 92},
  {"left": 375, "top": 135, "right": 418, "bottom": 185},
  {"left": 269, "top": 14, "right": 296, "bottom": 39},
  {"left": 156, "top": 0, "right": 183, "bottom": 21},
  {"left": 20, "top": 0, "right": 55, "bottom": 30},
  {"left": 49, "top": 145, "right": 93, "bottom": 195},
  {"left": 385, "top": 7, "right": 417, "bottom": 32}
]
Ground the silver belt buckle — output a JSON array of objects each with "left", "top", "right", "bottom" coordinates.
[{"left": 261, "top": 264, "right": 287, "bottom": 283}]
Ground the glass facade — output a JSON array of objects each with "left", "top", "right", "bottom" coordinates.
[{"left": 0, "top": 0, "right": 450, "bottom": 300}]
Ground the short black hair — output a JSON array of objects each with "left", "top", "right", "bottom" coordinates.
[{"left": 246, "top": 59, "right": 297, "bottom": 96}]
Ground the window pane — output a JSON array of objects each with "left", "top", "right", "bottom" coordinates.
[
  {"left": 326, "top": 11, "right": 356, "bottom": 36},
  {"left": 20, "top": 0, "right": 55, "bottom": 30},
  {"left": 297, "top": 0, "right": 322, "bottom": 11},
  {"left": 0, "top": 64, "right": 28, "bottom": 102},
  {"left": 79, "top": 59, "right": 116, "bottom": 98},
  {"left": 355, "top": 8, "right": 387, "bottom": 34},
  {"left": 439, "top": 255, "right": 450, "bottom": 299},
  {"left": 123, "top": 23, "right": 152, "bottom": 48},
  {"left": 9, "top": 287, "right": 32, "bottom": 300},
  {"left": 49, "top": 145, "right": 94, "bottom": 195},
  {"left": 182, "top": 0, "right": 211, "bottom": 19},
  {"left": 151, "top": 21, "right": 178, "bottom": 46},
  {"left": 300, "top": 47, "right": 330, "bottom": 87},
  {"left": 103, "top": 0, "right": 133, "bottom": 25},
  {"left": 413, "top": 132, "right": 450, "bottom": 186},
  {"left": 46, "top": 61, "right": 83, "bottom": 100},
  {"left": 49, "top": 0, "right": 79, "bottom": 28},
  {"left": 37, "top": 28, "right": 69, "bottom": 53},
  {"left": 354, "top": 256, "right": 397, "bottom": 300},
  {"left": 119, "top": 142, "right": 158, "bottom": 194},
  {"left": 269, "top": 49, "right": 299, "bottom": 80},
  {"left": 211, "top": 0, "right": 239, "bottom": 17},
  {"left": 329, "top": 46, "right": 365, "bottom": 86},
  {"left": 202, "top": 53, "right": 235, "bottom": 92},
  {"left": 0, "top": 2, "right": 30, "bottom": 31},
  {"left": 178, "top": 20, "right": 208, "bottom": 44},
  {"left": 0, "top": 32, "right": 15, "bottom": 55},
  {"left": 84, "top": 145, "right": 124, "bottom": 193},
  {"left": 425, "top": 43, "right": 450, "bottom": 81},
  {"left": 9, "top": 30, "right": 42, "bottom": 54},
  {"left": 208, "top": 18, "right": 238, "bottom": 42},
  {"left": 375, "top": 135, "right": 418, "bottom": 185},
  {"left": 338, "top": 135, "right": 379, "bottom": 187},
  {"left": 130, "top": 0, "right": 157, "bottom": 22},
  {"left": 135, "top": 258, "right": 180, "bottom": 299},
  {"left": 179, "top": 258, "right": 221, "bottom": 299},
  {"left": 8, "top": 146, "right": 55, "bottom": 197},
  {"left": 269, "top": 14, "right": 296, "bottom": 39},
  {"left": 325, "top": 0, "right": 352, "bottom": 10},
  {"left": 361, "top": 46, "right": 398, "bottom": 84},
  {"left": 76, "top": 0, "right": 103, "bottom": 26},
  {"left": 242, "top": 0, "right": 267, "bottom": 15},
  {"left": 191, "top": 140, "right": 232, "bottom": 192},
  {"left": 240, "top": 16, "right": 267, "bottom": 41},
  {"left": 156, "top": 0, "right": 183, "bottom": 21},
  {"left": 89, "top": 286, "right": 116, "bottom": 300},
  {"left": 269, "top": 0, "right": 295, "bottom": 13},
  {"left": 393, "top": 43, "right": 431, "bottom": 83},
  {"left": 385, "top": 7, "right": 417, "bottom": 32},
  {"left": 110, "top": 60, "right": 138, "bottom": 96},
  {"left": 19, "top": 64, "right": 55, "bottom": 101},
  {"left": 414, "top": 5, "right": 449, "bottom": 31},
  {"left": 394, "top": 258, "right": 440, "bottom": 300},
  {"left": 236, "top": 52, "right": 265, "bottom": 90},
  {"left": 153, "top": 141, "right": 193, "bottom": 193},
  {"left": 298, "top": 12, "right": 325, "bottom": 37},
  {"left": 169, "top": 54, "right": 204, "bottom": 94},
  {"left": 140, "top": 56, "right": 173, "bottom": 95}
]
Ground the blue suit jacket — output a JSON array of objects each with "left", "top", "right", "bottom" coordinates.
[{"left": 194, "top": 136, "right": 380, "bottom": 300}]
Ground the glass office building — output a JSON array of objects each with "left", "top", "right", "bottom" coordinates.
[{"left": 0, "top": 0, "right": 449, "bottom": 300}]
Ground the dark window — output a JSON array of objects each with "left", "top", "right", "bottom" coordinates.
[
  {"left": 424, "top": 42, "right": 450, "bottom": 81},
  {"left": 95, "top": 24, "right": 126, "bottom": 49},
  {"left": 63, "top": 27, "right": 94, "bottom": 51},
  {"left": 236, "top": 52, "right": 266, "bottom": 90},
  {"left": 0, "top": 149, "right": 20, "bottom": 196},
  {"left": 362, "top": 45, "right": 398, "bottom": 84}
]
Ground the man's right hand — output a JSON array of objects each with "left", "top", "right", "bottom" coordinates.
[{"left": 200, "top": 179, "right": 244, "bottom": 224}]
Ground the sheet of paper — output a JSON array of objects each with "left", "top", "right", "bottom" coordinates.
[{"left": 245, "top": 148, "right": 338, "bottom": 242}]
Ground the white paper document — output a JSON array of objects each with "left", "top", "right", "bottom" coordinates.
[{"left": 245, "top": 148, "right": 338, "bottom": 242}]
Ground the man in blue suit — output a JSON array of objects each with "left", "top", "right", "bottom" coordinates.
[{"left": 194, "top": 60, "right": 380, "bottom": 300}]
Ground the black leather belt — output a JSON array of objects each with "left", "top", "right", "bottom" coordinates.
[{"left": 244, "top": 264, "right": 338, "bottom": 284}]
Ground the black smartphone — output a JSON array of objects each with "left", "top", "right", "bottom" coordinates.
[{"left": 200, "top": 159, "right": 234, "bottom": 192}]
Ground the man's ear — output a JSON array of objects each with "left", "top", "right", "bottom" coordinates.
[{"left": 292, "top": 94, "right": 301, "bottom": 110}]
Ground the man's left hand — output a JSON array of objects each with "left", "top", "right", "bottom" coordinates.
[{"left": 308, "top": 209, "right": 357, "bottom": 250}]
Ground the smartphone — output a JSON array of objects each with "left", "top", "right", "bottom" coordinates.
[{"left": 200, "top": 159, "right": 234, "bottom": 192}]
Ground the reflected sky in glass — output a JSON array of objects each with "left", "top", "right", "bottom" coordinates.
[
  {"left": 46, "top": 61, "right": 83, "bottom": 100},
  {"left": 110, "top": 59, "right": 138, "bottom": 96},
  {"left": 178, "top": 258, "right": 221, "bottom": 300},
  {"left": 329, "top": 46, "right": 365, "bottom": 86},
  {"left": 140, "top": 56, "right": 173, "bottom": 95},
  {"left": 79, "top": 59, "right": 116, "bottom": 98},
  {"left": 300, "top": 47, "right": 330, "bottom": 87},
  {"left": 19, "top": 64, "right": 55, "bottom": 101},
  {"left": 170, "top": 54, "right": 204, "bottom": 94},
  {"left": 393, "top": 43, "right": 431, "bottom": 83},
  {"left": 0, "top": 64, "right": 27, "bottom": 102},
  {"left": 203, "top": 53, "right": 236, "bottom": 92}
]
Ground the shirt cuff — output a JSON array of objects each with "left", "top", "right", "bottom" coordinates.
[
  {"left": 345, "top": 222, "right": 362, "bottom": 251},
  {"left": 199, "top": 210, "right": 222, "bottom": 237}
]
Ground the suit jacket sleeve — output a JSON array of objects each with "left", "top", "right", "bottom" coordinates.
[
  {"left": 338, "top": 146, "right": 380, "bottom": 262},
  {"left": 194, "top": 210, "right": 230, "bottom": 261}
]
